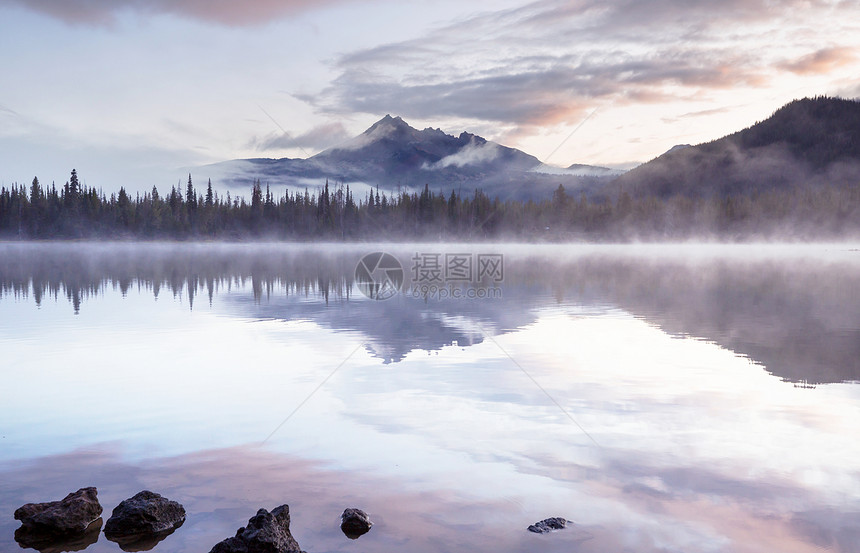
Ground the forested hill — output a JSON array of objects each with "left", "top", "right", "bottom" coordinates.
[{"left": 613, "top": 97, "right": 860, "bottom": 199}]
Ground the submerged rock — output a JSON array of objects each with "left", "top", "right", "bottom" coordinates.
[
  {"left": 14, "top": 487, "right": 104, "bottom": 537},
  {"left": 14, "top": 517, "right": 102, "bottom": 553},
  {"left": 103, "top": 490, "right": 186, "bottom": 537},
  {"left": 208, "top": 505, "right": 304, "bottom": 553},
  {"left": 527, "top": 517, "right": 570, "bottom": 533},
  {"left": 340, "top": 508, "right": 372, "bottom": 539}
]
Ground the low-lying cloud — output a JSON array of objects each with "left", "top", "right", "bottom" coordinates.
[
  {"left": 251, "top": 121, "right": 351, "bottom": 153},
  {"left": 427, "top": 139, "right": 501, "bottom": 169}
]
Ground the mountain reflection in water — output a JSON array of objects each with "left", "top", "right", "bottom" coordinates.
[
  {"left": 1, "top": 242, "right": 858, "bottom": 382},
  {"left": 2, "top": 243, "right": 860, "bottom": 553}
]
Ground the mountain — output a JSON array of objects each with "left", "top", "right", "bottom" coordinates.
[
  {"left": 613, "top": 97, "right": 860, "bottom": 199},
  {"left": 311, "top": 114, "right": 540, "bottom": 182},
  {"left": 204, "top": 115, "right": 620, "bottom": 200}
]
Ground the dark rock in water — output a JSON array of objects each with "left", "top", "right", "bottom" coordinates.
[
  {"left": 103, "top": 490, "right": 186, "bottom": 537},
  {"left": 340, "top": 508, "right": 372, "bottom": 539},
  {"left": 14, "top": 517, "right": 102, "bottom": 553},
  {"left": 527, "top": 517, "right": 570, "bottom": 533},
  {"left": 103, "top": 490, "right": 184, "bottom": 552},
  {"left": 208, "top": 505, "right": 305, "bottom": 553},
  {"left": 14, "top": 487, "right": 103, "bottom": 537}
]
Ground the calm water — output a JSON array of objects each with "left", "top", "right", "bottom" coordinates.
[{"left": 1, "top": 242, "right": 859, "bottom": 553}]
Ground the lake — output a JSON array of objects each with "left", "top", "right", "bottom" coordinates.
[{"left": 1, "top": 242, "right": 859, "bottom": 553}]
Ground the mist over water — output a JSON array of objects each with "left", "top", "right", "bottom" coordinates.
[{"left": 1, "top": 242, "right": 859, "bottom": 553}]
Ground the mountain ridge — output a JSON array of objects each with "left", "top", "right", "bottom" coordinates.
[
  {"left": 615, "top": 96, "right": 860, "bottom": 199},
  {"left": 204, "top": 115, "right": 616, "bottom": 200}
]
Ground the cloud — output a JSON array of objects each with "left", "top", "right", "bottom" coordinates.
[
  {"left": 530, "top": 163, "right": 621, "bottom": 176},
  {"left": 661, "top": 105, "right": 736, "bottom": 123},
  {"left": 780, "top": 47, "right": 857, "bottom": 75},
  {"left": 312, "top": 51, "right": 765, "bottom": 127},
  {"left": 251, "top": 121, "right": 351, "bottom": 153},
  {"left": 510, "top": 0, "right": 836, "bottom": 36},
  {"left": 302, "top": 0, "right": 849, "bottom": 133},
  {"left": 1, "top": 0, "right": 357, "bottom": 26},
  {"left": 833, "top": 80, "right": 860, "bottom": 100},
  {"left": 302, "top": 0, "right": 858, "bottom": 139},
  {"left": 427, "top": 139, "right": 501, "bottom": 169},
  {"left": 0, "top": 103, "right": 17, "bottom": 116}
]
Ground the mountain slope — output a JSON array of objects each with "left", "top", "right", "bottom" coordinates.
[
  {"left": 309, "top": 114, "right": 540, "bottom": 183},
  {"left": 204, "top": 115, "right": 618, "bottom": 200},
  {"left": 614, "top": 97, "right": 860, "bottom": 198}
]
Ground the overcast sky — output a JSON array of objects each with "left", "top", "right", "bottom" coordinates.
[{"left": 1, "top": 0, "right": 859, "bottom": 192}]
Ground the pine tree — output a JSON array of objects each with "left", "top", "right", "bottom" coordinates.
[
  {"left": 448, "top": 189, "right": 459, "bottom": 228},
  {"left": 117, "top": 186, "right": 132, "bottom": 228},
  {"left": 69, "top": 169, "right": 80, "bottom": 198},
  {"left": 186, "top": 174, "right": 197, "bottom": 212},
  {"left": 418, "top": 183, "right": 431, "bottom": 223},
  {"left": 250, "top": 180, "right": 263, "bottom": 230},
  {"left": 552, "top": 184, "right": 568, "bottom": 210}
]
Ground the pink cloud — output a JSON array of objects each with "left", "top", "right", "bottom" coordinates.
[
  {"left": 5, "top": 0, "right": 357, "bottom": 26},
  {"left": 781, "top": 47, "right": 856, "bottom": 75}
]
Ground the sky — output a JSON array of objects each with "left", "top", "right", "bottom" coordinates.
[{"left": 1, "top": 0, "right": 859, "bottom": 193}]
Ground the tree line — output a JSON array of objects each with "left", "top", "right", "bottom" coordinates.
[{"left": 1, "top": 169, "right": 858, "bottom": 240}]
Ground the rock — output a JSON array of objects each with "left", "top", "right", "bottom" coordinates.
[
  {"left": 527, "top": 517, "right": 570, "bottom": 533},
  {"left": 14, "top": 517, "right": 102, "bottom": 553},
  {"left": 14, "top": 487, "right": 103, "bottom": 537},
  {"left": 103, "top": 490, "right": 186, "bottom": 537},
  {"left": 340, "top": 508, "right": 372, "bottom": 539},
  {"left": 208, "top": 505, "right": 304, "bottom": 553}
]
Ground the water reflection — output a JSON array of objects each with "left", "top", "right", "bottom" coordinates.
[
  {"left": 0, "top": 447, "right": 599, "bottom": 553},
  {"left": 1, "top": 243, "right": 858, "bottom": 382},
  {"left": 14, "top": 518, "right": 102, "bottom": 553},
  {"left": 2, "top": 243, "right": 860, "bottom": 553},
  {"left": 103, "top": 525, "right": 182, "bottom": 552},
  {"left": 3, "top": 445, "right": 858, "bottom": 553}
]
